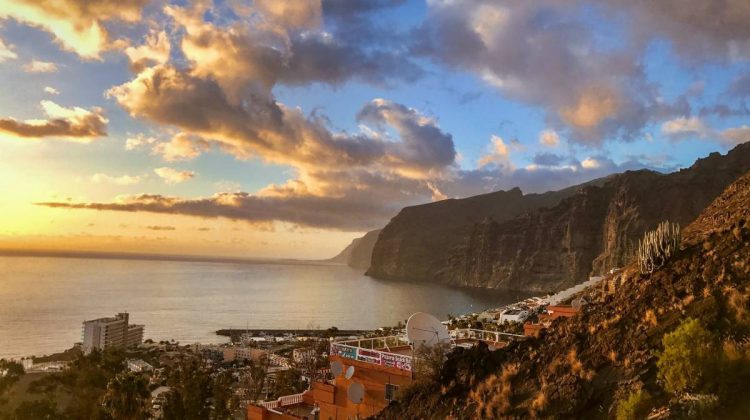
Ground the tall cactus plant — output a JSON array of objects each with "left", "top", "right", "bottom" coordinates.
[{"left": 637, "top": 221, "right": 681, "bottom": 274}]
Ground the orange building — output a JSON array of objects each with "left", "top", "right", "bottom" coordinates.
[
  {"left": 248, "top": 335, "right": 413, "bottom": 420},
  {"left": 523, "top": 304, "right": 582, "bottom": 337},
  {"left": 248, "top": 331, "right": 521, "bottom": 420},
  {"left": 545, "top": 304, "right": 580, "bottom": 320}
]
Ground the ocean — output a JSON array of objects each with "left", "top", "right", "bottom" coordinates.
[{"left": 0, "top": 255, "right": 527, "bottom": 359}]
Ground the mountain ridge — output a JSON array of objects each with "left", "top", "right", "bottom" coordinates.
[{"left": 366, "top": 143, "right": 750, "bottom": 292}]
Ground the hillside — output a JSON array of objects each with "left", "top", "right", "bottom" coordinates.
[
  {"left": 327, "top": 229, "right": 381, "bottom": 269},
  {"left": 368, "top": 143, "right": 750, "bottom": 292},
  {"left": 378, "top": 170, "right": 750, "bottom": 419}
]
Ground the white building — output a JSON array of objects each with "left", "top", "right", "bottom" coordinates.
[
  {"left": 497, "top": 308, "right": 530, "bottom": 324},
  {"left": 127, "top": 359, "right": 153, "bottom": 373},
  {"left": 82, "top": 313, "right": 144, "bottom": 354}
]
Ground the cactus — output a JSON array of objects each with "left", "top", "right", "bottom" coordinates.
[{"left": 637, "top": 221, "right": 681, "bottom": 274}]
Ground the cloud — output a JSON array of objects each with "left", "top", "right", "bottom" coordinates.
[
  {"left": 356, "top": 99, "right": 456, "bottom": 174},
  {"left": 0, "top": 37, "right": 17, "bottom": 61},
  {"left": 107, "top": 65, "right": 453, "bottom": 178},
  {"left": 154, "top": 167, "right": 195, "bottom": 184},
  {"left": 0, "top": 0, "right": 148, "bottom": 59},
  {"left": 0, "top": 100, "right": 107, "bottom": 141},
  {"left": 661, "top": 116, "right": 710, "bottom": 139},
  {"left": 214, "top": 180, "right": 242, "bottom": 192},
  {"left": 660, "top": 117, "right": 750, "bottom": 147},
  {"left": 600, "top": 0, "right": 750, "bottom": 59},
  {"left": 412, "top": 0, "right": 664, "bottom": 145},
  {"left": 720, "top": 126, "right": 750, "bottom": 146},
  {"left": 581, "top": 157, "right": 602, "bottom": 169},
  {"left": 35, "top": 174, "right": 424, "bottom": 231},
  {"left": 91, "top": 173, "right": 142, "bottom": 185},
  {"left": 151, "top": 133, "right": 211, "bottom": 162},
  {"left": 124, "top": 133, "right": 156, "bottom": 150},
  {"left": 532, "top": 152, "right": 566, "bottom": 167},
  {"left": 254, "top": 0, "right": 322, "bottom": 30},
  {"left": 411, "top": 0, "right": 739, "bottom": 145},
  {"left": 539, "top": 129, "right": 560, "bottom": 147},
  {"left": 478, "top": 135, "right": 511, "bottom": 168},
  {"left": 124, "top": 30, "right": 171, "bottom": 72},
  {"left": 23, "top": 60, "right": 57, "bottom": 73},
  {"left": 146, "top": 225, "right": 176, "bottom": 231},
  {"left": 43, "top": 86, "right": 59, "bottom": 95}
]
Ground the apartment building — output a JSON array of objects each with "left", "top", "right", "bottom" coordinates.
[{"left": 82, "top": 312, "right": 144, "bottom": 354}]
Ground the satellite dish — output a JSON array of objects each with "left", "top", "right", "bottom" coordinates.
[
  {"left": 347, "top": 382, "right": 365, "bottom": 404},
  {"left": 330, "top": 360, "right": 343, "bottom": 377},
  {"left": 406, "top": 312, "right": 451, "bottom": 349},
  {"left": 344, "top": 365, "right": 355, "bottom": 379}
]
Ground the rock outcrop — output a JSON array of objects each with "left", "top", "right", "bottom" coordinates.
[{"left": 368, "top": 143, "right": 750, "bottom": 292}]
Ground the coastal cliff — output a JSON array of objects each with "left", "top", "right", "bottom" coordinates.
[
  {"left": 328, "top": 229, "right": 381, "bottom": 269},
  {"left": 378, "top": 169, "right": 750, "bottom": 419},
  {"left": 367, "top": 143, "right": 750, "bottom": 292}
]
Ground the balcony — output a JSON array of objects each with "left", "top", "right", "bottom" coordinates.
[{"left": 330, "top": 335, "right": 413, "bottom": 372}]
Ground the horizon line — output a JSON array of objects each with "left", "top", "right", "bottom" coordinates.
[{"left": 0, "top": 248, "right": 342, "bottom": 267}]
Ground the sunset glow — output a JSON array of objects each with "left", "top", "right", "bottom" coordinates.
[{"left": 0, "top": 0, "right": 747, "bottom": 259}]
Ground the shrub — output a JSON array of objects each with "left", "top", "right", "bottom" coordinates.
[
  {"left": 637, "top": 221, "right": 681, "bottom": 274},
  {"left": 656, "top": 318, "right": 718, "bottom": 394},
  {"left": 616, "top": 389, "right": 652, "bottom": 420}
]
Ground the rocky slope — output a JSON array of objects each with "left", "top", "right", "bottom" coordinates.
[
  {"left": 368, "top": 143, "right": 750, "bottom": 292},
  {"left": 327, "top": 229, "right": 381, "bottom": 269},
  {"left": 378, "top": 169, "right": 750, "bottom": 419}
]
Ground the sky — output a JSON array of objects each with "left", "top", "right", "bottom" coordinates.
[{"left": 0, "top": 0, "right": 748, "bottom": 259}]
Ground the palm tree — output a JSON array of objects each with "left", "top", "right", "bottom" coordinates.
[{"left": 102, "top": 372, "right": 149, "bottom": 420}]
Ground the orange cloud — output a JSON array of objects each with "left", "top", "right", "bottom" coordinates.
[
  {"left": 0, "top": 0, "right": 148, "bottom": 59},
  {"left": 23, "top": 60, "right": 57, "bottom": 73},
  {"left": 152, "top": 133, "right": 210, "bottom": 162},
  {"left": 0, "top": 100, "right": 107, "bottom": 141},
  {"left": 154, "top": 167, "right": 195, "bottom": 184},
  {"left": 560, "top": 87, "right": 620, "bottom": 130}
]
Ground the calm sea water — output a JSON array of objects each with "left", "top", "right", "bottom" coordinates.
[{"left": 0, "top": 256, "right": 527, "bottom": 359}]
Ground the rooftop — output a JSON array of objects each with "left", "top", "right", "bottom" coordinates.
[{"left": 330, "top": 329, "right": 526, "bottom": 373}]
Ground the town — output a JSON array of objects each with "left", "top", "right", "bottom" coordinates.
[{"left": 0, "top": 274, "right": 611, "bottom": 419}]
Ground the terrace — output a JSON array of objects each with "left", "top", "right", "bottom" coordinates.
[{"left": 329, "top": 329, "right": 527, "bottom": 372}]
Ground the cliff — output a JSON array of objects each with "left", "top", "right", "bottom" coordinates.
[
  {"left": 368, "top": 143, "right": 750, "bottom": 292},
  {"left": 378, "top": 169, "right": 750, "bottom": 419},
  {"left": 328, "top": 229, "right": 381, "bottom": 269}
]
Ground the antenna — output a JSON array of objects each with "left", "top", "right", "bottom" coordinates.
[
  {"left": 406, "top": 312, "right": 451, "bottom": 349},
  {"left": 347, "top": 382, "right": 365, "bottom": 404},
  {"left": 330, "top": 360, "right": 343, "bottom": 377},
  {"left": 344, "top": 365, "right": 355, "bottom": 379}
]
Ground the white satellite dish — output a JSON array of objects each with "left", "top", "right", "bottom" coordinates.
[
  {"left": 406, "top": 312, "right": 451, "bottom": 349},
  {"left": 330, "top": 360, "right": 343, "bottom": 377},
  {"left": 347, "top": 382, "right": 365, "bottom": 404},
  {"left": 344, "top": 365, "right": 355, "bottom": 379}
]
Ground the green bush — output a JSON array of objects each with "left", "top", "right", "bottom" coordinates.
[
  {"left": 656, "top": 318, "right": 718, "bottom": 394},
  {"left": 616, "top": 390, "right": 652, "bottom": 420}
]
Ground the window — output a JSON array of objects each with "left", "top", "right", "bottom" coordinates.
[{"left": 385, "top": 383, "right": 400, "bottom": 402}]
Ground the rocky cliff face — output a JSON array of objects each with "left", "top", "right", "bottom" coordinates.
[
  {"left": 328, "top": 229, "right": 381, "bottom": 269},
  {"left": 368, "top": 143, "right": 750, "bottom": 292},
  {"left": 378, "top": 169, "right": 750, "bottom": 419}
]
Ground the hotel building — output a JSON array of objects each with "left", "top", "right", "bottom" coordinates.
[{"left": 82, "top": 312, "right": 144, "bottom": 354}]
